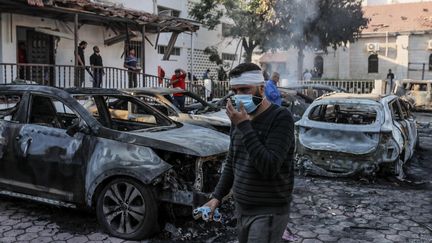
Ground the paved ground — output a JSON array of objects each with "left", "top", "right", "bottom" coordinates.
[{"left": 0, "top": 117, "right": 431, "bottom": 242}]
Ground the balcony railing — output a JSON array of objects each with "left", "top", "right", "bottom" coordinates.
[
  {"left": 0, "top": 63, "right": 374, "bottom": 103},
  {"left": 0, "top": 63, "right": 210, "bottom": 98}
]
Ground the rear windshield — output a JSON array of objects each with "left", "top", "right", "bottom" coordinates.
[{"left": 308, "top": 103, "right": 377, "bottom": 125}]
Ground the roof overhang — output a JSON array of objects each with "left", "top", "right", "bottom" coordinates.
[{"left": 0, "top": 0, "right": 200, "bottom": 34}]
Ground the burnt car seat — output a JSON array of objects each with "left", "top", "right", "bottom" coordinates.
[{"left": 29, "top": 96, "right": 62, "bottom": 128}]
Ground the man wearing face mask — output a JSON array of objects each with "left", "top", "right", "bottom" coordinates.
[{"left": 203, "top": 63, "right": 295, "bottom": 243}]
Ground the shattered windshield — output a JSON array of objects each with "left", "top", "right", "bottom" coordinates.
[{"left": 308, "top": 103, "right": 379, "bottom": 125}]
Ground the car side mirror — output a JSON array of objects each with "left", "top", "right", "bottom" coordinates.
[{"left": 66, "top": 118, "right": 90, "bottom": 137}]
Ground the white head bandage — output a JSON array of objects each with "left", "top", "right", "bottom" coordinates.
[{"left": 229, "top": 70, "right": 265, "bottom": 86}]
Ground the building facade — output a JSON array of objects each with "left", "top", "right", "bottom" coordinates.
[
  {"left": 257, "top": 2, "right": 432, "bottom": 84},
  {"left": 0, "top": 0, "right": 238, "bottom": 87}
]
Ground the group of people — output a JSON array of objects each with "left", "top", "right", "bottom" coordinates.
[{"left": 75, "top": 41, "right": 140, "bottom": 88}]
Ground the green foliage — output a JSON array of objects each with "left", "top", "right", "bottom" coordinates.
[
  {"left": 263, "top": 0, "right": 369, "bottom": 52},
  {"left": 204, "top": 46, "right": 223, "bottom": 65},
  {"left": 190, "top": 0, "right": 369, "bottom": 64}
]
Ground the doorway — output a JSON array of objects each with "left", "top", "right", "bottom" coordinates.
[{"left": 16, "top": 26, "right": 55, "bottom": 85}]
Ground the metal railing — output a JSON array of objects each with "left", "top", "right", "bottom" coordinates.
[
  {"left": 0, "top": 62, "right": 211, "bottom": 98},
  {"left": 297, "top": 79, "right": 375, "bottom": 94}
]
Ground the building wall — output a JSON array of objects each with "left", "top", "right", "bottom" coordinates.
[
  {"left": 0, "top": 0, "right": 239, "bottom": 84},
  {"left": 363, "top": 0, "right": 432, "bottom": 5},
  {"left": 408, "top": 34, "right": 432, "bottom": 79},
  {"left": 255, "top": 33, "right": 432, "bottom": 81}
]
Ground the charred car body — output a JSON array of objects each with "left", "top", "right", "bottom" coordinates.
[
  {"left": 394, "top": 80, "right": 432, "bottom": 111},
  {"left": 296, "top": 93, "right": 417, "bottom": 178},
  {"left": 279, "top": 84, "right": 346, "bottom": 121},
  {"left": 0, "top": 85, "right": 229, "bottom": 240},
  {"left": 123, "top": 87, "right": 230, "bottom": 134}
]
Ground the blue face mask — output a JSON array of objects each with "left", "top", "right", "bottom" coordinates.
[{"left": 233, "top": 94, "right": 263, "bottom": 114}]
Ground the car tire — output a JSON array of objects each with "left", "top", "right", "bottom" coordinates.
[{"left": 96, "top": 178, "right": 158, "bottom": 240}]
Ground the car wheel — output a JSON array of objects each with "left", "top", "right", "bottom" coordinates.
[{"left": 96, "top": 178, "right": 158, "bottom": 240}]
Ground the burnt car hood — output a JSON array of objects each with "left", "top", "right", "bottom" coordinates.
[
  {"left": 128, "top": 123, "right": 229, "bottom": 157},
  {"left": 192, "top": 110, "right": 230, "bottom": 127}
]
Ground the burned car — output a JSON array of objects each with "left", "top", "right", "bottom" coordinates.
[
  {"left": 0, "top": 85, "right": 229, "bottom": 240},
  {"left": 123, "top": 87, "right": 230, "bottom": 134},
  {"left": 296, "top": 93, "right": 417, "bottom": 178},
  {"left": 394, "top": 80, "right": 432, "bottom": 111},
  {"left": 279, "top": 84, "right": 345, "bottom": 121}
]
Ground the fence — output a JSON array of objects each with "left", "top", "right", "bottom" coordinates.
[
  {"left": 0, "top": 63, "right": 375, "bottom": 102},
  {"left": 297, "top": 79, "right": 375, "bottom": 94}
]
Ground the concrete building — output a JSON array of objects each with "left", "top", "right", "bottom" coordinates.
[
  {"left": 0, "top": 0, "right": 238, "bottom": 87},
  {"left": 257, "top": 2, "right": 432, "bottom": 83}
]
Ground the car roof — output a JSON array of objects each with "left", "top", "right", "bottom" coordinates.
[
  {"left": 123, "top": 87, "right": 186, "bottom": 95},
  {"left": 65, "top": 87, "right": 123, "bottom": 95},
  {"left": 400, "top": 80, "right": 432, "bottom": 84},
  {"left": 318, "top": 93, "right": 393, "bottom": 101}
]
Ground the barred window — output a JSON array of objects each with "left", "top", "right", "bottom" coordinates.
[
  {"left": 368, "top": 54, "right": 378, "bottom": 73},
  {"left": 157, "top": 46, "right": 181, "bottom": 56},
  {"left": 222, "top": 53, "right": 237, "bottom": 61}
]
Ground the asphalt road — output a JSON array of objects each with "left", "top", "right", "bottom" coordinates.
[{"left": 0, "top": 115, "right": 431, "bottom": 243}]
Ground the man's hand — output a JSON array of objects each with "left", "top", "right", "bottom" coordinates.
[
  {"left": 203, "top": 198, "right": 220, "bottom": 221},
  {"left": 226, "top": 98, "right": 249, "bottom": 125}
]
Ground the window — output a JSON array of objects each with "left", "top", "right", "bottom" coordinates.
[
  {"left": 429, "top": 54, "right": 432, "bottom": 71},
  {"left": 222, "top": 53, "right": 237, "bottom": 61},
  {"left": 0, "top": 94, "right": 22, "bottom": 121},
  {"left": 29, "top": 96, "right": 63, "bottom": 128},
  {"left": 157, "top": 6, "right": 180, "bottom": 17},
  {"left": 73, "top": 95, "right": 173, "bottom": 131},
  {"left": 308, "top": 103, "right": 377, "bottom": 125},
  {"left": 137, "top": 95, "right": 178, "bottom": 117},
  {"left": 390, "top": 100, "right": 403, "bottom": 121},
  {"left": 157, "top": 46, "right": 181, "bottom": 56},
  {"left": 368, "top": 54, "right": 378, "bottom": 73},
  {"left": 314, "top": 56, "right": 324, "bottom": 77}
]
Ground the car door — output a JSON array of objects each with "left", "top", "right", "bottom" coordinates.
[
  {"left": 399, "top": 98, "right": 417, "bottom": 157},
  {"left": 0, "top": 91, "right": 28, "bottom": 186},
  {"left": 389, "top": 98, "right": 412, "bottom": 162},
  {"left": 12, "top": 94, "right": 88, "bottom": 202}
]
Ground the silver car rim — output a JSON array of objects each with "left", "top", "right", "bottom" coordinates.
[{"left": 102, "top": 182, "right": 146, "bottom": 234}]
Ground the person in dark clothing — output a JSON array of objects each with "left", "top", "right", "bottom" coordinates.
[
  {"left": 387, "top": 69, "right": 395, "bottom": 94},
  {"left": 89, "top": 46, "right": 104, "bottom": 88},
  {"left": 17, "top": 42, "right": 27, "bottom": 80},
  {"left": 75, "top": 41, "right": 87, "bottom": 87},
  {"left": 203, "top": 63, "right": 295, "bottom": 243}
]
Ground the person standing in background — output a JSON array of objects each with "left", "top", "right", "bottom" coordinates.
[
  {"left": 265, "top": 72, "right": 282, "bottom": 106},
  {"left": 75, "top": 41, "right": 87, "bottom": 87},
  {"left": 170, "top": 68, "right": 187, "bottom": 109},
  {"left": 124, "top": 48, "right": 140, "bottom": 88},
  {"left": 90, "top": 46, "right": 104, "bottom": 88}
]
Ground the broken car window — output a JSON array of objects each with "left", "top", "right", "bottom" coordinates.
[
  {"left": 29, "top": 95, "right": 62, "bottom": 128},
  {"left": 137, "top": 95, "right": 178, "bottom": 117},
  {"left": 308, "top": 103, "right": 377, "bottom": 125},
  {"left": 0, "top": 94, "right": 22, "bottom": 121},
  {"left": 73, "top": 94, "right": 173, "bottom": 131}
]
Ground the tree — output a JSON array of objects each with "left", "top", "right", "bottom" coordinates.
[
  {"left": 190, "top": 0, "right": 272, "bottom": 63},
  {"left": 260, "top": 0, "right": 369, "bottom": 79}
]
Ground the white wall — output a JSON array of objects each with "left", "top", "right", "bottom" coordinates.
[{"left": 0, "top": 0, "right": 239, "bottom": 83}]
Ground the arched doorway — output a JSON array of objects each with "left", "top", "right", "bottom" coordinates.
[{"left": 314, "top": 56, "right": 323, "bottom": 78}]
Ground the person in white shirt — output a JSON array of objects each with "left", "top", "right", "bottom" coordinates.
[{"left": 303, "top": 69, "right": 312, "bottom": 81}]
